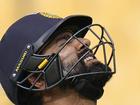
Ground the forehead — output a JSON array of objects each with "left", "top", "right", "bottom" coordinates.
[
  {"left": 51, "top": 25, "right": 78, "bottom": 41},
  {"left": 51, "top": 31, "right": 73, "bottom": 42},
  {"left": 40, "top": 31, "right": 73, "bottom": 54}
]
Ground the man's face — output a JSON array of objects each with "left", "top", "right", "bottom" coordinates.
[{"left": 42, "top": 31, "right": 111, "bottom": 79}]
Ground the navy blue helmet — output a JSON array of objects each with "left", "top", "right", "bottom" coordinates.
[{"left": 0, "top": 12, "right": 116, "bottom": 104}]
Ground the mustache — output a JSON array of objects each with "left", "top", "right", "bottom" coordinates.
[{"left": 78, "top": 48, "right": 95, "bottom": 59}]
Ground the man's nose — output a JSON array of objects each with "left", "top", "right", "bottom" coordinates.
[{"left": 76, "top": 38, "right": 91, "bottom": 50}]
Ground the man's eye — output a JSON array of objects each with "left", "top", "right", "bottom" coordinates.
[{"left": 62, "top": 35, "right": 71, "bottom": 40}]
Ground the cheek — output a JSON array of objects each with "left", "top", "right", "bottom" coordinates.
[{"left": 59, "top": 47, "right": 77, "bottom": 61}]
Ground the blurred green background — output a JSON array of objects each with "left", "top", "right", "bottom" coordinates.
[{"left": 0, "top": 0, "right": 140, "bottom": 105}]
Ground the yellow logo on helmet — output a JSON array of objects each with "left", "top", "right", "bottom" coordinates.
[
  {"left": 15, "top": 50, "right": 27, "bottom": 72},
  {"left": 39, "top": 12, "right": 61, "bottom": 19}
]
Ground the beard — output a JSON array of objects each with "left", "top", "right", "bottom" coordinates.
[
  {"left": 63, "top": 58, "right": 112, "bottom": 86},
  {"left": 62, "top": 51, "right": 112, "bottom": 86},
  {"left": 61, "top": 50, "right": 112, "bottom": 100}
]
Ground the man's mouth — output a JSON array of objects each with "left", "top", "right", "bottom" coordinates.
[
  {"left": 80, "top": 52, "right": 99, "bottom": 66},
  {"left": 83, "top": 56, "right": 98, "bottom": 64},
  {"left": 78, "top": 49, "right": 99, "bottom": 65}
]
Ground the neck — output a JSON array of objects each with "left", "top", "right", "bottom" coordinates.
[{"left": 42, "top": 87, "right": 97, "bottom": 105}]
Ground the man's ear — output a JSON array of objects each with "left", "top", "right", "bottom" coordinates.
[{"left": 28, "top": 76, "right": 45, "bottom": 89}]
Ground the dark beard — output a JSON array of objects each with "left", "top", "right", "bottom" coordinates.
[
  {"left": 62, "top": 50, "right": 112, "bottom": 100},
  {"left": 62, "top": 51, "right": 112, "bottom": 86},
  {"left": 80, "top": 60, "right": 112, "bottom": 87},
  {"left": 71, "top": 60, "right": 112, "bottom": 100},
  {"left": 66, "top": 58, "right": 112, "bottom": 87}
]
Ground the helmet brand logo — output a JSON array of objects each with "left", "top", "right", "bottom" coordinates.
[
  {"left": 16, "top": 51, "right": 28, "bottom": 72},
  {"left": 39, "top": 12, "right": 61, "bottom": 19}
]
